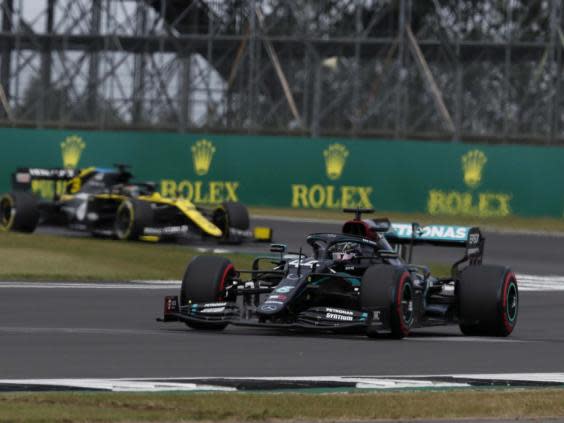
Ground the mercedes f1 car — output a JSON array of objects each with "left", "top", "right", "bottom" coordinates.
[
  {"left": 159, "top": 209, "right": 518, "bottom": 338},
  {"left": 0, "top": 165, "right": 272, "bottom": 243}
]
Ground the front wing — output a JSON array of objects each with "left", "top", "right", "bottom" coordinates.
[{"left": 158, "top": 296, "right": 385, "bottom": 332}]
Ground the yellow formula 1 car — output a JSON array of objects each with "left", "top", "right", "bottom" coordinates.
[{"left": 0, "top": 165, "right": 272, "bottom": 243}]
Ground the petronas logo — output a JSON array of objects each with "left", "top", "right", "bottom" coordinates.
[
  {"left": 60, "top": 135, "right": 86, "bottom": 169},
  {"left": 323, "top": 143, "right": 349, "bottom": 180},
  {"left": 191, "top": 139, "right": 216, "bottom": 176},
  {"left": 462, "top": 150, "right": 487, "bottom": 189}
]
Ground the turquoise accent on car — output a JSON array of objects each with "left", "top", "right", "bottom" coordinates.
[{"left": 388, "top": 223, "right": 470, "bottom": 243}]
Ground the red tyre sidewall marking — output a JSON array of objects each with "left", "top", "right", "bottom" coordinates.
[
  {"left": 501, "top": 271, "right": 516, "bottom": 333},
  {"left": 396, "top": 272, "right": 411, "bottom": 336},
  {"left": 218, "top": 264, "right": 234, "bottom": 301}
]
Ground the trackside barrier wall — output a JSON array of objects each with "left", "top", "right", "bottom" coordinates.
[{"left": 1, "top": 128, "right": 563, "bottom": 218}]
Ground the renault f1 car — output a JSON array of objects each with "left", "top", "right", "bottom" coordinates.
[
  {"left": 159, "top": 209, "right": 518, "bottom": 338},
  {"left": 0, "top": 165, "right": 272, "bottom": 243}
]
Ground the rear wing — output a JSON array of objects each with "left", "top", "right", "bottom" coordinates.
[
  {"left": 385, "top": 222, "right": 484, "bottom": 269},
  {"left": 11, "top": 167, "right": 79, "bottom": 199},
  {"left": 11, "top": 168, "right": 78, "bottom": 190},
  {"left": 386, "top": 223, "right": 478, "bottom": 247}
]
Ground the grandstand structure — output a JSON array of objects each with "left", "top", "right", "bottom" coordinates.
[{"left": 0, "top": 0, "right": 562, "bottom": 142}]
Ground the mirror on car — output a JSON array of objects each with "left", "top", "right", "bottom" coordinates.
[{"left": 270, "top": 243, "right": 288, "bottom": 254}]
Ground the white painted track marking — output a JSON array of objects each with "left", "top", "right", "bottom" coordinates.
[
  {"left": 1, "top": 373, "right": 563, "bottom": 392},
  {"left": 1, "top": 272, "right": 563, "bottom": 291},
  {"left": 518, "top": 274, "right": 564, "bottom": 291},
  {"left": 448, "top": 373, "right": 564, "bottom": 383},
  {"left": 0, "top": 378, "right": 235, "bottom": 392}
]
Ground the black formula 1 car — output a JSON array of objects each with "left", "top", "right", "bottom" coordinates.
[
  {"left": 0, "top": 165, "right": 272, "bottom": 243},
  {"left": 159, "top": 209, "right": 518, "bottom": 338}
]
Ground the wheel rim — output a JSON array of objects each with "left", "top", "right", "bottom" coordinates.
[
  {"left": 401, "top": 282, "right": 414, "bottom": 326},
  {"left": 115, "top": 204, "right": 133, "bottom": 238},
  {"left": 0, "top": 197, "right": 13, "bottom": 228},
  {"left": 506, "top": 281, "right": 518, "bottom": 323}
]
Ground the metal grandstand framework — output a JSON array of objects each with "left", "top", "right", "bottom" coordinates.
[{"left": 0, "top": 0, "right": 563, "bottom": 142}]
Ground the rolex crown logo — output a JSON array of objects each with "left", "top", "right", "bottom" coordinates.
[
  {"left": 323, "top": 144, "right": 349, "bottom": 181},
  {"left": 461, "top": 149, "right": 487, "bottom": 189},
  {"left": 60, "top": 135, "right": 86, "bottom": 169},
  {"left": 191, "top": 139, "right": 216, "bottom": 176}
]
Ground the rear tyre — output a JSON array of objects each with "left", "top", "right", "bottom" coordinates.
[
  {"left": 0, "top": 192, "right": 40, "bottom": 233},
  {"left": 212, "top": 201, "right": 250, "bottom": 242},
  {"left": 114, "top": 199, "right": 153, "bottom": 240},
  {"left": 180, "top": 255, "right": 234, "bottom": 331},
  {"left": 458, "top": 265, "right": 518, "bottom": 337},
  {"left": 361, "top": 265, "right": 414, "bottom": 339}
]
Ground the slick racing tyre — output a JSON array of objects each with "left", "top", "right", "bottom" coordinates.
[
  {"left": 180, "top": 255, "right": 235, "bottom": 331},
  {"left": 458, "top": 265, "right": 518, "bottom": 337},
  {"left": 0, "top": 192, "right": 40, "bottom": 233},
  {"left": 212, "top": 201, "right": 250, "bottom": 243},
  {"left": 361, "top": 265, "right": 414, "bottom": 339},
  {"left": 114, "top": 199, "right": 153, "bottom": 241}
]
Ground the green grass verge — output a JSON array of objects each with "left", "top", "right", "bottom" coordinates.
[
  {"left": 250, "top": 206, "right": 564, "bottom": 233},
  {"left": 0, "top": 231, "right": 254, "bottom": 281},
  {"left": 0, "top": 389, "right": 563, "bottom": 422},
  {"left": 0, "top": 231, "right": 452, "bottom": 281}
]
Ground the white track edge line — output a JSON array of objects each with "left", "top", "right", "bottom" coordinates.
[
  {"left": 0, "top": 273, "right": 563, "bottom": 291},
  {"left": 1, "top": 373, "right": 564, "bottom": 392}
]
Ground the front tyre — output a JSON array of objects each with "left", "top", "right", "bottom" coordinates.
[
  {"left": 114, "top": 199, "right": 153, "bottom": 240},
  {"left": 458, "top": 265, "right": 518, "bottom": 337},
  {"left": 180, "top": 255, "right": 235, "bottom": 331},
  {"left": 212, "top": 201, "right": 250, "bottom": 243},
  {"left": 361, "top": 265, "right": 414, "bottom": 339},
  {"left": 0, "top": 192, "right": 40, "bottom": 233}
]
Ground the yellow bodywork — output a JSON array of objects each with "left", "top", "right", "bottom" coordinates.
[
  {"left": 140, "top": 193, "right": 223, "bottom": 238},
  {"left": 76, "top": 191, "right": 224, "bottom": 238},
  {"left": 68, "top": 167, "right": 96, "bottom": 194},
  {"left": 253, "top": 226, "right": 273, "bottom": 241}
]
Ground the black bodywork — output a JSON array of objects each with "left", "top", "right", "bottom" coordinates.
[{"left": 160, "top": 209, "right": 495, "bottom": 336}]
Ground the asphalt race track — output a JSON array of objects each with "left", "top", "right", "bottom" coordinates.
[
  {"left": 0, "top": 285, "right": 563, "bottom": 378},
  {"left": 0, "top": 216, "right": 562, "bottom": 379}
]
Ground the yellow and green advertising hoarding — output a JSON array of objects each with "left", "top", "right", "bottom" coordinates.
[{"left": 1, "top": 127, "right": 563, "bottom": 218}]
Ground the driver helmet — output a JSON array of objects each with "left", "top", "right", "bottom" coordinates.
[{"left": 331, "top": 241, "right": 361, "bottom": 262}]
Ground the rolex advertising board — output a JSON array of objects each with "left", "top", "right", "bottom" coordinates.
[{"left": 0, "top": 127, "right": 563, "bottom": 218}]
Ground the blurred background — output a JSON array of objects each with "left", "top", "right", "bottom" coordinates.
[{"left": 0, "top": 0, "right": 562, "bottom": 143}]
